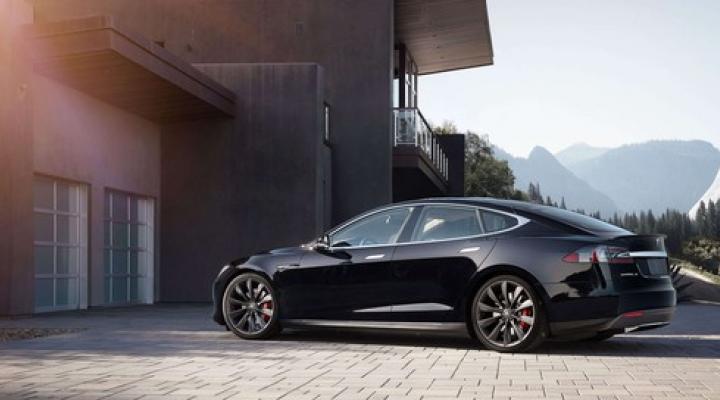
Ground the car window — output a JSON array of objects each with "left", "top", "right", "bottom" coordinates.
[
  {"left": 480, "top": 210, "right": 518, "bottom": 233},
  {"left": 330, "top": 207, "right": 411, "bottom": 247},
  {"left": 411, "top": 206, "right": 483, "bottom": 242}
]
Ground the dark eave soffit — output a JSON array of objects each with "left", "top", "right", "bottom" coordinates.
[
  {"left": 22, "top": 16, "right": 236, "bottom": 123},
  {"left": 395, "top": 0, "right": 494, "bottom": 75}
]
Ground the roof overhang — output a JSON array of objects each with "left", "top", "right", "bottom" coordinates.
[
  {"left": 22, "top": 16, "right": 236, "bottom": 123},
  {"left": 395, "top": 0, "right": 494, "bottom": 75}
]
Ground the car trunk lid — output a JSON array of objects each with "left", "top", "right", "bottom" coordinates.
[{"left": 606, "top": 234, "right": 669, "bottom": 278}]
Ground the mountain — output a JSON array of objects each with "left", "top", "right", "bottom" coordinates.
[
  {"left": 494, "top": 146, "right": 618, "bottom": 216},
  {"left": 565, "top": 140, "right": 720, "bottom": 214},
  {"left": 555, "top": 143, "right": 610, "bottom": 167},
  {"left": 690, "top": 167, "right": 720, "bottom": 217}
]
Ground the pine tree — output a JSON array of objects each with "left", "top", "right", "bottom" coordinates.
[
  {"left": 527, "top": 182, "right": 545, "bottom": 204},
  {"left": 527, "top": 183, "right": 537, "bottom": 203},
  {"left": 536, "top": 183, "right": 543, "bottom": 204},
  {"left": 560, "top": 197, "right": 567, "bottom": 210},
  {"left": 697, "top": 201, "right": 707, "bottom": 237},
  {"left": 639, "top": 211, "right": 648, "bottom": 233},
  {"left": 716, "top": 199, "right": 720, "bottom": 238},
  {"left": 647, "top": 210, "right": 656, "bottom": 233},
  {"left": 603, "top": 204, "right": 720, "bottom": 255},
  {"left": 708, "top": 200, "right": 718, "bottom": 238}
]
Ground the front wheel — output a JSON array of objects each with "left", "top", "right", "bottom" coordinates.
[
  {"left": 471, "top": 275, "right": 546, "bottom": 352},
  {"left": 222, "top": 273, "right": 281, "bottom": 339}
]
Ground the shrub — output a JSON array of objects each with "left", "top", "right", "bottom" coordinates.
[{"left": 683, "top": 239, "right": 720, "bottom": 274}]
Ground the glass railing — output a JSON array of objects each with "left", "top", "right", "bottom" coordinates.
[{"left": 393, "top": 108, "right": 448, "bottom": 181}]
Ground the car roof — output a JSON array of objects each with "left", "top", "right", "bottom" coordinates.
[
  {"left": 395, "top": 197, "right": 629, "bottom": 236},
  {"left": 394, "top": 197, "right": 524, "bottom": 212}
]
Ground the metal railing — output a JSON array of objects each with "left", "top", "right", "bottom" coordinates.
[{"left": 393, "top": 107, "right": 448, "bottom": 181}]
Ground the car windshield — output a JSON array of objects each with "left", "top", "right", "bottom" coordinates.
[{"left": 525, "top": 205, "right": 629, "bottom": 234}]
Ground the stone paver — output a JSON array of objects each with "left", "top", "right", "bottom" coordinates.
[{"left": 1, "top": 303, "right": 719, "bottom": 399}]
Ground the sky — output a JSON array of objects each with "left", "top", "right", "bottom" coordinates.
[{"left": 419, "top": 0, "right": 720, "bottom": 158}]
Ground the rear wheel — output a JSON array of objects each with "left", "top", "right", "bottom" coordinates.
[
  {"left": 222, "top": 273, "right": 281, "bottom": 339},
  {"left": 471, "top": 275, "right": 546, "bottom": 352}
]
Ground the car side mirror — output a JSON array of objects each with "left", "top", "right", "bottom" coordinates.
[
  {"left": 313, "top": 235, "right": 351, "bottom": 260},
  {"left": 315, "top": 235, "right": 331, "bottom": 251}
]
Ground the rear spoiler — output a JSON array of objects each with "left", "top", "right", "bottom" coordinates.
[{"left": 606, "top": 234, "right": 667, "bottom": 254}]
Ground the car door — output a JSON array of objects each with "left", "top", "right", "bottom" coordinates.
[
  {"left": 278, "top": 206, "right": 414, "bottom": 320},
  {"left": 389, "top": 205, "right": 497, "bottom": 322}
]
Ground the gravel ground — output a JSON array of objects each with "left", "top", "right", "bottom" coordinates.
[{"left": 0, "top": 327, "right": 84, "bottom": 342}]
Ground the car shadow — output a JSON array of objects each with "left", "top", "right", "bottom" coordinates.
[
  {"left": 1, "top": 303, "right": 718, "bottom": 360},
  {"left": 274, "top": 328, "right": 720, "bottom": 358},
  {"left": 275, "top": 301, "right": 720, "bottom": 359}
]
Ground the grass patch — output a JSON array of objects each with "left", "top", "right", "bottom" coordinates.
[{"left": 671, "top": 258, "right": 720, "bottom": 286}]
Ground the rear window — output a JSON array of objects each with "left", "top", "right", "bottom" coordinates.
[
  {"left": 525, "top": 205, "right": 629, "bottom": 234},
  {"left": 480, "top": 210, "right": 518, "bottom": 233},
  {"left": 411, "top": 206, "right": 483, "bottom": 242}
]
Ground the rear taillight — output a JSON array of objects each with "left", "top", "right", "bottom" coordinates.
[
  {"left": 562, "top": 245, "right": 634, "bottom": 265},
  {"left": 623, "top": 310, "right": 644, "bottom": 318}
]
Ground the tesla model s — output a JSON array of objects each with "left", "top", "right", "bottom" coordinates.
[{"left": 212, "top": 198, "right": 675, "bottom": 352}]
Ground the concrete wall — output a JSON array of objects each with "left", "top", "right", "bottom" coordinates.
[
  {"left": 0, "top": 0, "right": 34, "bottom": 315},
  {"left": 160, "top": 63, "right": 326, "bottom": 302},
  {"left": 33, "top": 0, "right": 395, "bottom": 224},
  {"left": 28, "top": 0, "right": 396, "bottom": 304},
  {"left": 32, "top": 75, "right": 162, "bottom": 306}
]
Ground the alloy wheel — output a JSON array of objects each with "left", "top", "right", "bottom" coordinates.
[
  {"left": 225, "top": 275, "right": 275, "bottom": 335},
  {"left": 475, "top": 279, "right": 535, "bottom": 348}
]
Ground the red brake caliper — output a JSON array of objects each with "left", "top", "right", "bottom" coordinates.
[
  {"left": 261, "top": 301, "right": 272, "bottom": 322},
  {"left": 519, "top": 308, "right": 531, "bottom": 330}
]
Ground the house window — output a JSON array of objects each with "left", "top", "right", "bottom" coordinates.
[
  {"left": 393, "top": 44, "right": 418, "bottom": 108},
  {"left": 33, "top": 176, "right": 88, "bottom": 312},
  {"left": 104, "top": 190, "right": 155, "bottom": 305},
  {"left": 323, "top": 102, "right": 331, "bottom": 145},
  {"left": 404, "top": 50, "right": 418, "bottom": 108}
]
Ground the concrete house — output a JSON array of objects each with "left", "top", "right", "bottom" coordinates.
[{"left": 0, "top": 0, "right": 493, "bottom": 315}]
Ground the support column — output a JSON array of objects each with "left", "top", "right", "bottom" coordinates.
[{"left": 0, "top": 0, "right": 35, "bottom": 315}]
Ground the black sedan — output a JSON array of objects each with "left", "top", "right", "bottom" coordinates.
[{"left": 212, "top": 198, "right": 675, "bottom": 352}]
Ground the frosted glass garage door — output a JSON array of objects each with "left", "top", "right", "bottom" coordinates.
[
  {"left": 104, "top": 191, "right": 154, "bottom": 305},
  {"left": 33, "top": 176, "right": 88, "bottom": 312}
]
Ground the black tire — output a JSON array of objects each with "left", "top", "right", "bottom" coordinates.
[
  {"left": 222, "top": 273, "right": 281, "bottom": 340},
  {"left": 471, "top": 275, "right": 546, "bottom": 353}
]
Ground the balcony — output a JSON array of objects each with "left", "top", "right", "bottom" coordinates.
[
  {"left": 394, "top": 108, "right": 448, "bottom": 180},
  {"left": 393, "top": 108, "right": 449, "bottom": 200}
]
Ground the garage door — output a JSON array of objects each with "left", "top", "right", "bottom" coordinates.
[
  {"left": 33, "top": 176, "right": 88, "bottom": 313},
  {"left": 104, "top": 190, "right": 155, "bottom": 305}
]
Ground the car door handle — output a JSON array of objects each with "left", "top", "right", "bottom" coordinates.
[
  {"left": 459, "top": 247, "right": 481, "bottom": 253},
  {"left": 365, "top": 254, "right": 385, "bottom": 260}
]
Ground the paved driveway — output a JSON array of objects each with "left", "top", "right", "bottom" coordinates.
[{"left": 1, "top": 303, "right": 719, "bottom": 400}]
